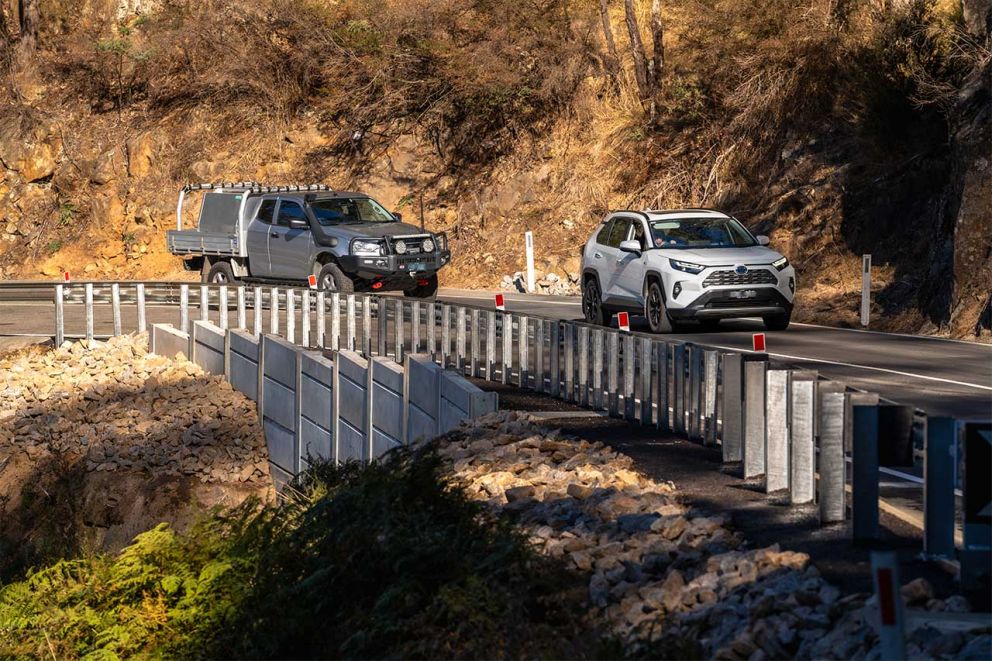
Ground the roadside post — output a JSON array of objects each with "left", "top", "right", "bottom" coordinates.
[
  {"left": 852, "top": 404, "right": 881, "bottom": 541},
  {"left": 961, "top": 421, "right": 992, "bottom": 593},
  {"left": 871, "top": 551, "right": 906, "bottom": 660},
  {"left": 924, "top": 417, "right": 957, "bottom": 558},
  {"left": 524, "top": 231, "right": 536, "bottom": 293},
  {"left": 861, "top": 254, "right": 871, "bottom": 327}
]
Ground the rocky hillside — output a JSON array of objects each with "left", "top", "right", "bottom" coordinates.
[{"left": 0, "top": 0, "right": 988, "bottom": 337}]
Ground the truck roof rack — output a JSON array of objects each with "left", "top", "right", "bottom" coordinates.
[{"left": 179, "top": 182, "right": 334, "bottom": 194}]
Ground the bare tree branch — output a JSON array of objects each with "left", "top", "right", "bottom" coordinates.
[
  {"left": 623, "top": 0, "right": 650, "bottom": 103},
  {"left": 598, "top": 0, "right": 620, "bottom": 79}
]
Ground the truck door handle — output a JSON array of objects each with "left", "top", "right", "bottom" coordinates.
[
  {"left": 594, "top": 252, "right": 602, "bottom": 259},
  {"left": 270, "top": 232, "right": 278, "bottom": 238}
]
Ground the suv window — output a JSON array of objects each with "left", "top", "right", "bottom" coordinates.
[
  {"left": 606, "top": 218, "right": 632, "bottom": 248},
  {"left": 277, "top": 200, "right": 308, "bottom": 228},
  {"left": 256, "top": 199, "right": 277, "bottom": 224},
  {"left": 595, "top": 221, "right": 613, "bottom": 245}
]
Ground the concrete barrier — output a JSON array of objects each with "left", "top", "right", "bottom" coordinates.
[
  {"left": 335, "top": 350, "right": 369, "bottom": 463},
  {"left": 371, "top": 356, "right": 404, "bottom": 457},
  {"left": 262, "top": 335, "right": 299, "bottom": 483},
  {"left": 228, "top": 330, "right": 259, "bottom": 402},
  {"left": 151, "top": 323, "right": 189, "bottom": 360},
  {"left": 300, "top": 352, "right": 334, "bottom": 465},
  {"left": 440, "top": 370, "right": 498, "bottom": 433},
  {"left": 192, "top": 320, "right": 225, "bottom": 375}
]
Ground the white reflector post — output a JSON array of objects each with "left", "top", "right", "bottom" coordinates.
[
  {"left": 524, "top": 231, "right": 536, "bottom": 293},
  {"left": 861, "top": 254, "right": 871, "bottom": 327},
  {"left": 871, "top": 551, "right": 905, "bottom": 661}
]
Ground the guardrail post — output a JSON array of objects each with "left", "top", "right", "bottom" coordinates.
[
  {"left": 54, "top": 284, "right": 64, "bottom": 345},
  {"left": 961, "top": 421, "right": 992, "bottom": 593},
  {"left": 765, "top": 369, "right": 790, "bottom": 493},
  {"left": 640, "top": 337, "right": 653, "bottom": 425},
  {"left": 84, "top": 283, "right": 94, "bottom": 341},
  {"left": 852, "top": 404, "right": 881, "bottom": 541},
  {"left": 623, "top": 334, "right": 636, "bottom": 422},
  {"left": 456, "top": 306, "right": 466, "bottom": 372},
  {"left": 534, "top": 318, "right": 545, "bottom": 392},
  {"left": 111, "top": 283, "right": 122, "bottom": 336},
  {"left": 237, "top": 286, "right": 246, "bottom": 329},
  {"left": 924, "top": 417, "right": 956, "bottom": 558},
  {"left": 301, "top": 290, "right": 311, "bottom": 347},
  {"left": 501, "top": 312, "right": 512, "bottom": 385},
  {"left": 656, "top": 342, "right": 669, "bottom": 429},
  {"left": 486, "top": 310, "right": 496, "bottom": 380},
  {"left": 518, "top": 315, "right": 529, "bottom": 388},
  {"left": 135, "top": 283, "right": 146, "bottom": 333},
  {"left": 252, "top": 286, "right": 261, "bottom": 336},
  {"left": 316, "top": 292, "right": 325, "bottom": 347},
  {"left": 361, "top": 297, "right": 372, "bottom": 355},
  {"left": 703, "top": 350, "right": 718, "bottom": 444},
  {"left": 413, "top": 302, "right": 423, "bottom": 354},
  {"left": 427, "top": 301, "right": 438, "bottom": 360},
  {"left": 200, "top": 284, "right": 209, "bottom": 323},
  {"left": 721, "top": 353, "right": 743, "bottom": 461},
  {"left": 743, "top": 357, "right": 767, "bottom": 479},
  {"left": 578, "top": 326, "right": 590, "bottom": 406},
  {"left": 441, "top": 305, "right": 451, "bottom": 368},
  {"left": 550, "top": 321, "right": 561, "bottom": 397},
  {"left": 346, "top": 294, "right": 357, "bottom": 352},
  {"left": 180, "top": 284, "right": 190, "bottom": 335},
  {"left": 330, "top": 293, "right": 340, "bottom": 350},
  {"left": 688, "top": 345, "right": 703, "bottom": 440},
  {"left": 269, "top": 287, "right": 279, "bottom": 335},
  {"left": 396, "top": 299, "right": 407, "bottom": 363},
  {"left": 672, "top": 344, "right": 685, "bottom": 433},
  {"left": 607, "top": 331, "right": 619, "bottom": 416},
  {"left": 819, "top": 390, "right": 846, "bottom": 524},
  {"left": 592, "top": 329, "right": 604, "bottom": 409},
  {"left": 219, "top": 285, "right": 229, "bottom": 331},
  {"left": 790, "top": 374, "right": 816, "bottom": 504},
  {"left": 286, "top": 289, "right": 296, "bottom": 343},
  {"left": 563, "top": 323, "right": 575, "bottom": 400}
]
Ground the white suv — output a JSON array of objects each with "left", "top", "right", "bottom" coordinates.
[{"left": 580, "top": 209, "right": 796, "bottom": 332}]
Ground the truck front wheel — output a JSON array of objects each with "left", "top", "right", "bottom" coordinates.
[
  {"left": 316, "top": 262, "right": 355, "bottom": 294},
  {"left": 204, "top": 261, "right": 236, "bottom": 284}
]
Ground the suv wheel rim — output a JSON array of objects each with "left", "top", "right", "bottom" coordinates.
[
  {"left": 583, "top": 282, "right": 601, "bottom": 322},
  {"left": 647, "top": 286, "right": 663, "bottom": 328},
  {"left": 320, "top": 272, "right": 336, "bottom": 292}
]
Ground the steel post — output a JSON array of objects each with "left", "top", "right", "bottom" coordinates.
[
  {"left": 111, "top": 283, "right": 122, "bottom": 336},
  {"left": 852, "top": 405, "right": 881, "bottom": 541}
]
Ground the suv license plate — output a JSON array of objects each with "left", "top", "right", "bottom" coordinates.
[
  {"left": 408, "top": 262, "right": 427, "bottom": 272},
  {"left": 730, "top": 290, "right": 758, "bottom": 299}
]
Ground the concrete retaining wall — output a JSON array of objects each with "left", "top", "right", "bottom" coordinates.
[{"left": 150, "top": 324, "right": 190, "bottom": 359}]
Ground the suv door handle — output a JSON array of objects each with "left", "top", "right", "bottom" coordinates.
[
  {"left": 593, "top": 252, "right": 602, "bottom": 259},
  {"left": 270, "top": 232, "right": 279, "bottom": 238}
]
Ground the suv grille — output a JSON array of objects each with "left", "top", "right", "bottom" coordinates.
[{"left": 702, "top": 268, "right": 778, "bottom": 288}]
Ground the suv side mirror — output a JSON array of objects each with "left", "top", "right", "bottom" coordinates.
[
  {"left": 289, "top": 218, "right": 308, "bottom": 230},
  {"left": 392, "top": 212, "right": 403, "bottom": 222},
  {"left": 619, "top": 239, "right": 641, "bottom": 254},
  {"left": 756, "top": 235, "right": 770, "bottom": 246}
]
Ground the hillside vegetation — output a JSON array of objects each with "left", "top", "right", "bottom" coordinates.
[{"left": 0, "top": 0, "right": 988, "bottom": 336}]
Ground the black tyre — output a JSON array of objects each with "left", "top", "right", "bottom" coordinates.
[
  {"left": 204, "top": 261, "right": 236, "bottom": 284},
  {"left": 645, "top": 280, "right": 673, "bottom": 334},
  {"left": 316, "top": 261, "right": 355, "bottom": 294},
  {"left": 763, "top": 313, "right": 791, "bottom": 331},
  {"left": 404, "top": 274, "right": 439, "bottom": 298},
  {"left": 582, "top": 277, "right": 607, "bottom": 326}
]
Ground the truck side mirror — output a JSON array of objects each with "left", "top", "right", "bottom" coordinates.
[
  {"left": 392, "top": 211, "right": 403, "bottom": 222},
  {"left": 289, "top": 218, "right": 308, "bottom": 230}
]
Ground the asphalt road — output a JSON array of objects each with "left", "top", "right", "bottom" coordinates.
[{"left": 439, "top": 289, "right": 992, "bottom": 420}]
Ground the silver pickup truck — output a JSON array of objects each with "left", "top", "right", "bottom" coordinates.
[{"left": 166, "top": 182, "right": 451, "bottom": 297}]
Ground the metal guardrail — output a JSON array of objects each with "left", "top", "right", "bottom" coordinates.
[{"left": 2, "top": 279, "right": 988, "bottom": 585}]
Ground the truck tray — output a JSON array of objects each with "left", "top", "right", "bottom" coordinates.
[{"left": 167, "top": 229, "right": 241, "bottom": 256}]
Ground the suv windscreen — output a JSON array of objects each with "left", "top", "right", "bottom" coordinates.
[
  {"left": 650, "top": 217, "right": 756, "bottom": 249},
  {"left": 310, "top": 197, "right": 395, "bottom": 225}
]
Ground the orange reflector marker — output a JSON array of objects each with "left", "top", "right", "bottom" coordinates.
[
  {"left": 618, "top": 311, "right": 630, "bottom": 332},
  {"left": 307, "top": 274, "right": 317, "bottom": 289},
  {"left": 372, "top": 281, "right": 384, "bottom": 290},
  {"left": 752, "top": 333, "right": 766, "bottom": 352}
]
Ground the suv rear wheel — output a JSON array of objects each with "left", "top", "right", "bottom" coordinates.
[
  {"left": 204, "top": 261, "right": 235, "bottom": 284},
  {"left": 645, "top": 280, "right": 673, "bottom": 333},
  {"left": 404, "top": 274, "right": 439, "bottom": 298},
  {"left": 582, "top": 278, "right": 607, "bottom": 326},
  {"left": 316, "top": 262, "right": 355, "bottom": 294}
]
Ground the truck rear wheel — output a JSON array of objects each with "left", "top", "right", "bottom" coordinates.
[
  {"left": 404, "top": 274, "right": 438, "bottom": 299},
  {"left": 204, "top": 261, "right": 236, "bottom": 284},
  {"left": 316, "top": 262, "right": 355, "bottom": 294}
]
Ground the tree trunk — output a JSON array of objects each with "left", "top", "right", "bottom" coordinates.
[
  {"left": 649, "top": 0, "right": 664, "bottom": 92},
  {"left": 598, "top": 0, "right": 621, "bottom": 79},
  {"left": 18, "top": 0, "right": 39, "bottom": 52},
  {"left": 623, "top": 0, "right": 650, "bottom": 104}
]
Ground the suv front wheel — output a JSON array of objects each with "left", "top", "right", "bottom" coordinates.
[
  {"left": 645, "top": 280, "right": 673, "bottom": 334},
  {"left": 582, "top": 278, "right": 607, "bottom": 326}
]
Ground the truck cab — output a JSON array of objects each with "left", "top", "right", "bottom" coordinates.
[{"left": 167, "top": 182, "right": 450, "bottom": 298}]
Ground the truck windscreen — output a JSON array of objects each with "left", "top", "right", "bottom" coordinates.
[{"left": 311, "top": 198, "right": 395, "bottom": 225}]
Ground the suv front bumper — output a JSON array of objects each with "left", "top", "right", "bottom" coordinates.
[
  {"left": 339, "top": 250, "right": 451, "bottom": 280},
  {"left": 667, "top": 288, "right": 793, "bottom": 320}
]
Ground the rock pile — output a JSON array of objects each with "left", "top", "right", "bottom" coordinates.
[
  {"left": 500, "top": 270, "right": 581, "bottom": 296},
  {"left": 0, "top": 334, "right": 269, "bottom": 485},
  {"left": 427, "top": 412, "right": 990, "bottom": 659}
]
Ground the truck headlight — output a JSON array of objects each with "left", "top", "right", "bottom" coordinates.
[
  {"left": 352, "top": 239, "right": 384, "bottom": 256},
  {"left": 394, "top": 240, "right": 407, "bottom": 255},
  {"left": 422, "top": 238, "right": 435, "bottom": 253},
  {"left": 772, "top": 256, "right": 790, "bottom": 271},
  {"left": 436, "top": 232, "right": 448, "bottom": 251},
  {"left": 670, "top": 259, "right": 705, "bottom": 274}
]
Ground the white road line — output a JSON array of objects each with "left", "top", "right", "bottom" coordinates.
[
  {"left": 790, "top": 321, "right": 991, "bottom": 348},
  {"left": 706, "top": 344, "right": 992, "bottom": 392}
]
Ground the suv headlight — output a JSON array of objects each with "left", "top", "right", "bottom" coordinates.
[
  {"left": 772, "top": 256, "right": 790, "bottom": 271},
  {"left": 669, "top": 259, "right": 705, "bottom": 274},
  {"left": 352, "top": 239, "right": 384, "bottom": 256}
]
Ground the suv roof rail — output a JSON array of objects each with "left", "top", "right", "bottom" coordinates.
[{"left": 178, "top": 182, "right": 334, "bottom": 194}]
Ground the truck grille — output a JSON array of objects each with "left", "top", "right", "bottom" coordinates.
[{"left": 702, "top": 268, "right": 778, "bottom": 288}]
